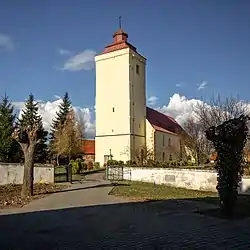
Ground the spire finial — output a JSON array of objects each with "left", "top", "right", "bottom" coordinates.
[{"left": 119, "top": 16, "right": 122, "bottom": 29}]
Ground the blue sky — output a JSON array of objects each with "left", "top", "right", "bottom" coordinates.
[{"left": 0, "top": 0, "right": 250, "bottom": 110}]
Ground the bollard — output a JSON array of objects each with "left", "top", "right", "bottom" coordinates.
[{"left": 67, "top": 164, "right": 72, "bottom": 183}]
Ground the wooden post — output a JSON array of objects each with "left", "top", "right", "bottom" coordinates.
[{"left": 67, "top": 164, "right": 72, "bottom": 183}]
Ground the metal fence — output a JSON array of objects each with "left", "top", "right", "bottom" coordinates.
[
  {"left": 106, "top": 165, "right": 131, "bottom": 181},
  {"left": 54, "top": 165, "right": 84, "bottom": 183}
]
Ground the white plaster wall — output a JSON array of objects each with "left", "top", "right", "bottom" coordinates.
[
  {"left": 154, "top": 131, "right": 180, "bottom": 161},
  {"left": 146, "top": 120, "right": 155, "bottom": 156},
  {"left": 0, "top": 163, "right": 54, "bottom": 185},
  {"left": 95, "top": 49, "right": 131, "bottom": 136},
  {"left": 112, "top": 167, "right": 250, "bottom": 194},
  {"left": 95, "top": 48, "right": 147, "bottom": 166},
  {"left": 95, "top": 135, "right": 131, "bottom": 165}
]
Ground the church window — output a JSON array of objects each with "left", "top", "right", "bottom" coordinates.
[
  {"left": 136, "top": 64, "right": 139, "bottom": 75},
  {"left": 168, "top": 138, "right": 171, "bottom": 146},
  {"left": 163, "top": 135, "right": 165, "bottom": 146},
  {"left": 139, "top": 124, "right": 140, "bottom": 128},
  {"left": 112, "top": 107, "right": 115, "bottom": 112},
  {"left": 162, "top": 152, "right": 165, "bottom": 162}
]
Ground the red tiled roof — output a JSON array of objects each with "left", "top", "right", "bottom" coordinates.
[
  {"left": 146, "top": 107, "right": 183, "bottom": 135},
  {"left": 151, "top": 125, "right": 177, "bottom": 135},
  {"left": 82, "top": 140, "right": 95, "bottom": 155},
  {"left": 98, "top": 28, "right": 137, "bottom": 56}
]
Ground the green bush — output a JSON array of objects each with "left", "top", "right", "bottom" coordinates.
[
  {"left": 71, "top": 158, "right": 85, "bottom": 174},
  {"left": 94, "top": 162, "right": 100, "bottom": 168},
  {"left": 126, "top": 160, "right": 137, "bottom": 166},
  {"left": 107, "top": 159, "right": 124, "bottom": 166}
]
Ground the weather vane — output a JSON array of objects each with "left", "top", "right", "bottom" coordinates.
[{"left": 119, "top": 16, "right": 122, "bottom": 29}]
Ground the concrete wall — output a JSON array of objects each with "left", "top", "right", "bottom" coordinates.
[
  {"left": 0, "top": 163, "right": 54, "bottom": 185},
  {"left": 110, "top": 166, "right": 250, "bottom": 194}
]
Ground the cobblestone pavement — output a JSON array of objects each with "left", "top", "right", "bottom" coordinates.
[{"left": 1, "top": 172, "right": 250, "bottom": 249}]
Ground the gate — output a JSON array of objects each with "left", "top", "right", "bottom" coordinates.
[
  {"left": 106, "top": 165, "right": 131, "bottom": 181},
  {"left": 54, "top": 165, "right": 85, "bottom": 183}
]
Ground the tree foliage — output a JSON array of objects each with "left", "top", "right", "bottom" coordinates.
[
  {"left": 51, "top": 92, "right": 71, "bottom": 136},
  {"left": 0, "top": 94, "right": 19, "bottom": 162},
  {"left": 34, "top": 130, "right": 49, "bottom": 163},
  {"left": 52, "top": 109, "right": 83, "bottom": 165},
  {"left": 206, "top": 115, "right": 249, "bottom": 216},
  {"left": 12, "top": 94, "right": 45, "bottom": 198}
]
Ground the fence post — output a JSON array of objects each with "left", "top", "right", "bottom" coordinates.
[
  {"left": 67, "top": 164, "right": 72, "bottom": 183},
  {"left": 106, "top": 166, "right": 109, "bottom": 180}
]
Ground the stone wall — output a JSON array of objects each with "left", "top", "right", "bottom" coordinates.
[
  {"left": 109, "top": 166, "right": 250, "bottom": 194},
  {"left": 0, "top": 163, "right": 54, "bottom": 185}
]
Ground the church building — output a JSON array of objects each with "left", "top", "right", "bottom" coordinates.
[{"left": 95, "top": 27, "right": 186, "bottom": 166}]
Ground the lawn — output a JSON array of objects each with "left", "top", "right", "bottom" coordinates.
[
  {"left": 110, "top": 181, "right": 250, "bottom": 220},
  {"left": 110, "top": 181, "right": 217, "bottom": 201}
]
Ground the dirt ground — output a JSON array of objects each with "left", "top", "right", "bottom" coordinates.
[{"left": 0, "top": 183, "right": 67, "bottom": 209}]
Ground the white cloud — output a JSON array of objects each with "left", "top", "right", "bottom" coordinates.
[
  {"left": 148, "top": 95, "right": 159, "bottom": 106},
  {"left": 156, "top": 93, "right": 203, "bottom": 125},
  {"left": 197, "top": 81, "right": 207, "bottom": 91},
  {"left": 54, "top": 95, "right": 61, "bottom": 99},
  {"left": 61, "top": 50, "right": 96, "bottom": 71},
  {"left": 13, "top": 98, "right": 95, "bottom": 138},
  {"left": 176, "top": 82, "right": 184, "bottom": 88},
  {"left": 0, "top": 34, "right": 14, "bottom": 51},
  {"left": 13, "top": 93, "right": 250, "bottom": 140},
  {"left": 58, "top": 48, "right": 72, "bottom": 56}
]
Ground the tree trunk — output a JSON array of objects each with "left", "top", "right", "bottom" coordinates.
[
  {"left": 56, "top": 154, "right": 60, "bottom": 166},
  {"left": 21, "top": 145, "right": 35, "bottom": 198}
]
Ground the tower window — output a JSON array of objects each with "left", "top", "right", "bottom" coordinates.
[
  {"left": 136, "top": 64, "right": 139, "bottom": 75},
  {"left": 112, "top": 107, "right": 115, "bottom": 112}
]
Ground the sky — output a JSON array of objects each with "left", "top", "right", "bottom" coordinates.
[{"left": 0, "top": 0, "right": 250, "bottom": 137}]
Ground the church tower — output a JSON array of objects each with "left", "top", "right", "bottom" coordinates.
[{"left": 95, "top": 25, "right": 146, "bottom": 166}]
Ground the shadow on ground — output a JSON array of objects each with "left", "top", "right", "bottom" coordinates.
[
  {"left": 1, "top": 196, "right": 250, "bottom": 249},
  {"left": 46, "top": 183, "right": 130, "bottom": 195}
]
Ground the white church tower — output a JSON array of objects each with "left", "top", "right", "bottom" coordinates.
[{"left": 95, "top": 25, "right": 146, "bottom": 166}]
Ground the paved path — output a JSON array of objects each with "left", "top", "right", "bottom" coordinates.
[
  {"left": 0, "top": 172, "right": 128, "bottom": 215},
  {"left": 1, "top": 172, "right": 250, "bottom": 249}
]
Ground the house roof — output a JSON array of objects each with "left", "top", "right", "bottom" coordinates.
[
  {"left": 146, "top": 107, "right": 184, "bottom": 135},
  {"left": 82, "top": 140, "right": 95, "bottom": 155},
  {"left": 99, "top": 28, "right": 137, "bottom": 56}
]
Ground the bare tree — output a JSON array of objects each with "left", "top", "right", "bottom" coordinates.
[
  {"left": 195, "top": 95, "right": 249, "bottom": 132},
  {"left": 12, "top": 94, "right": 45, "bottom": 198},
  {"left": 182, "top": 118, "right": 212, "bottom": 165},
  {"left": 191, "top": 95, "right": 250, "bottom": 163},
  {"left": 134, "top": 146, "right": 154, "bottom": 165}
]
